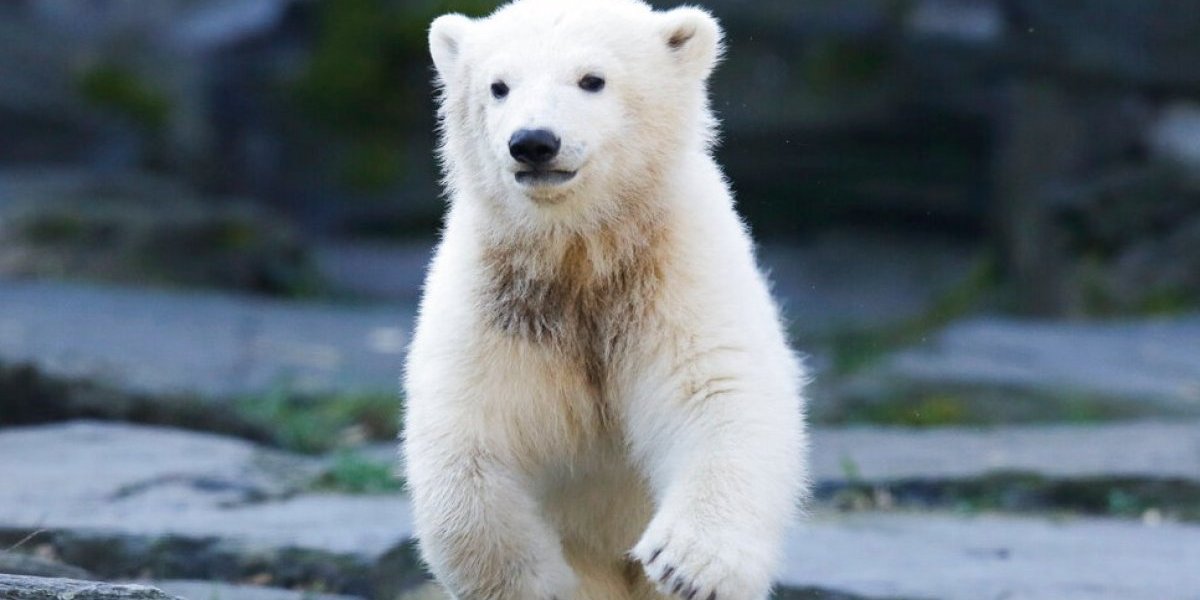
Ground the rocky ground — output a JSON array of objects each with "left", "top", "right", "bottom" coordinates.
[
  {"left": 2, "top": 241, "right": 1199, "bottom": 599},
  {"left": 2, "top": 420, "right": 1198, "bottom": 600}
]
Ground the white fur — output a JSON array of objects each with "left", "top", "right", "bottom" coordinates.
[{"left": 405, "top": 1, "right": 808, "bottom": 599}]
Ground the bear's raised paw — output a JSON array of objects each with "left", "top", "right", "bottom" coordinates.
[{"left": 632, "top": 517, "right": 771, "bottom": 600}]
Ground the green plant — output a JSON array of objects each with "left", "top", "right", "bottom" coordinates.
[
  {"left": 838, "top": 455, "right": 862, "bottom": 483},
  {"left": 235, "top": 389, "right": 401, "bottom": 454},
  {"left": 1137, "top": 286, "right": 1197, "bottom": 316},
  {"left": 846, "top": 393, "right": 971, "bottom": 427},
  {"left": 77, "top": 64, "right": 171, "bottom": 131},
  {"left": 316, "top": 450, "right": 403, "bottom": 493}
]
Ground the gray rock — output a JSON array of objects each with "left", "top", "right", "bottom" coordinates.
[
  {"left": 6, "top": 530, "right": 382, "bottom": 598},
  {"left": 0, "top": 494, "right": 413, "bottom": 575},
  {"left": 810, "top": 422, "right": 1200, "bottom": 484},
  {"left": 842, "top": 316, "right": 1200, "bottom": 420},
  {"left": 0, "top": 423, "right": 418, "bottom": 597},
  {"left": 5, "top": 422, "right": 1200, "bottom": 598},
  {"left": 780, "top": 512, "right": 1200, "bottom": 600},
  {"left": 153, "top": 581, "right": 362, "bottom": 600},
  {"left": 0, "top": 423, "right": 410, "bottom": 555},
  {"left": 0, "top": 422, "right": 320, "bottom": 516},
  {"left": 0, "top": 494, "right": 413, "bottom": 562},
  {"left": 394, "top": 581, "right": 899, "bottom": 600},
  {"left": 0, "top": 574, "right": 180, "bottom": 600},
  {"left": 0, "top": 279, "right": 410, "bottom": 401}
]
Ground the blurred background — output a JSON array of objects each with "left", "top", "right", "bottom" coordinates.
[{"left": 0, "top": 1, "right": 1198, "bottom": 599}]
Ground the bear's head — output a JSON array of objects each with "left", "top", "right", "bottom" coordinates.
[{"left": 430, "top": 0, "right": 722, "bottom": 226}]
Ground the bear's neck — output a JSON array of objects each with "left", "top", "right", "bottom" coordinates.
[{"left": 476, "top": 192, "right": 671, "bottom": 361}]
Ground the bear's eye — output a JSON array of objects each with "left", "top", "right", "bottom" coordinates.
[
  {"left": 490, "top": 81, "right": 509, "bottom": 100},
  {"left": 578, "top": 75, "right": 606, "bottom": 93}
]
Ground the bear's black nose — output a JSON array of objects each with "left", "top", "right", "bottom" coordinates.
[{"left": 509, "top": 128, "right": 561, "bottom": 166}]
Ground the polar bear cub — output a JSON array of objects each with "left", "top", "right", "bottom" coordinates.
[{"left": 402, "top": 0, "right": 809, "bottom": 598}]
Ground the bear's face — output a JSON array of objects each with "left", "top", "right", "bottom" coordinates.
[{"left": 430, "top": 0, "right": 722, "bottom": 215}]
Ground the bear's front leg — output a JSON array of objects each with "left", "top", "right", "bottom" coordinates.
[
  {"left": 405, "top": 435, "right": 578, "bottom": 600},
  {"left": 626, "top": 360, "right": 806, "bottom": 600}
]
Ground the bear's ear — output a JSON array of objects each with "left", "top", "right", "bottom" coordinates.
[
  {"left": 429, "top": 13, "right": 474, "bottom": 79},
  {"left": 657, "top": 7, "right": 723, "bottom": 80}
]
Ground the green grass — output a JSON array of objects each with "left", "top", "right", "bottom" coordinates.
[
  {"left": 838, "top": 393, "right": 971, "bottom": 427},
  {"left": 315, "top": 450, "right": 403, "bottom": 494},
  {"left": 823, "top": 383, "right": 1150, "bottom": 428},
  {"left": 234, "top": 389, "right": 401, "bottom": 454}
]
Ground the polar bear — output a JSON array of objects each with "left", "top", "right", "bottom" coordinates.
[{"left": 402, "top": 1, "right": 809, "bottom": 599}]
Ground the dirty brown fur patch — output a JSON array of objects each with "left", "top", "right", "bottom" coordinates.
[{"left": 480, "top": 203, "right": 669, "bottom": 418}]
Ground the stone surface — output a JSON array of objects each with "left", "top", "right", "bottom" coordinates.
[
  {"left": 394, "top": 581, "right": 893, "bottom": 600},
  {"left": 2, "top": 530, "right": 386, "bottom": 599},
  {"left": 846, "top": 316, "right": 1200, "bottom": 417},
  {"left": 0, "top": 494, "right": 412, "bottom": 567},
  {"left": 0, "top": 422, "right": 406, "bottom": 555},
  {"left": 0, "top": 575, "right": 180, "bottom": 600},
  {"left": 8, "top": 512, "right": 1199, "bottom": 600},
  {"left": 0, "top": 279, "right": 410, "bottom": 400},
  {"left": 0, "top": 422, "right": 417, "bottom": 597},
  {"left": 810, "top": 422, "right": 1200, "bottom": 484},
  {"left": 0, "top": 422, "right": 321, "bottom": 516},
  {"left": 152, "top": 581, "right": 362, "bottom": 600},
  {"left": 781, "top": 512, "right": 1200, "bottom": 600},
  {"left": 4, "top": 421, "right": 1200, "bottom": 598}
]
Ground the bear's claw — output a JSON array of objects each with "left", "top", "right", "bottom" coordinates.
[
  {"left": 635, "top": 538, "right": 712, "bottom": 600},
  {"left": 634, "top": 520, "right": 765, "bottom": 600}
]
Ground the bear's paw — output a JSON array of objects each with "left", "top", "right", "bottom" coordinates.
[{"left": 632, "top": 515, "right": 772, "bottom": 600}]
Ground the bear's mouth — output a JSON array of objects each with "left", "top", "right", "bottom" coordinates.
[{"left": 515, "top": 169, "right": 576, "bottom": 187}]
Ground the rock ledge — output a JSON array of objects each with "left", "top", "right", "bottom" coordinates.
[{"left": 0, "top": 574, "right": 181, "bottom": 600}]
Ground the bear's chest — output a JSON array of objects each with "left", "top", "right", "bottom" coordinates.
[
  {"left": 487, "top": 272, "right": 625, "bottom": 386},
  {"left": 480, "top": 238, "right": 663, "bottom": 393}
]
